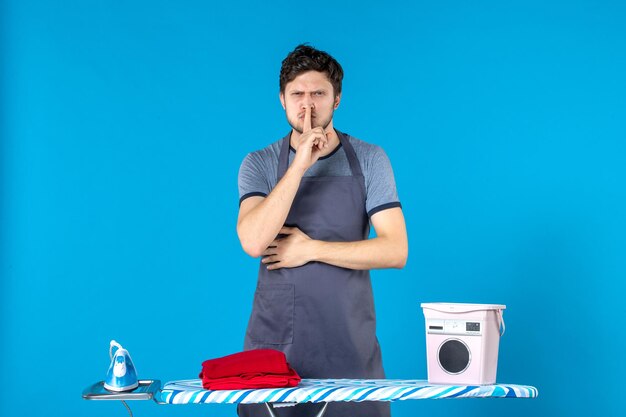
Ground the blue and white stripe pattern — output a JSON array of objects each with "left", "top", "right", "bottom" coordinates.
[{"left": 155, "top": 379, "right": 538, "bottom": 404}]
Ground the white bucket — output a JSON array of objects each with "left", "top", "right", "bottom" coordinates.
[{"left": 421, "top": 303, "right": 506, "bottom": 385}]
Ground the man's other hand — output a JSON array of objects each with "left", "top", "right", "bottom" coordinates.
[{"left": 261, "top": 226, "right": 316, "bottom": 270}]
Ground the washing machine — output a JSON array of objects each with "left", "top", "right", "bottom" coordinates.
[{"left": 421, "top": 303, "right": 506, "bottom": 385}]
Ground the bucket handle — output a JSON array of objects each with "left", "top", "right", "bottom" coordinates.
[
  {"left": 109, "top": 340, "right": 123, "bottom": 359},
  {"left": 497, "top": 310, "right": 506, "bottom": 337}
]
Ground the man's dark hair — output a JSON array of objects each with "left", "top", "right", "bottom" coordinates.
[{"left": 280, "top": 44, "right": 344, "bottom": 96}]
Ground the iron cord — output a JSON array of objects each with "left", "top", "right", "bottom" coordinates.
[{"left": 121, "top": 400, "right": 133, "bottom": 417}]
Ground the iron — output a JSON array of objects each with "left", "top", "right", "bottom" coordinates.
[{"left": 104, "top": 340, "right": 139, "bottom": 392}]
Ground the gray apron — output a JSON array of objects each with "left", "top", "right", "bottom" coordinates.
[{"left": 239, "top": 132, "right": 390, "bottom": 417}]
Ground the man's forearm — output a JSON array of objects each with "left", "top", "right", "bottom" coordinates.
[
  {"left": 237, "top": 165, "right": 305, "bottom": 257},
  {"left": 310, "top": 236, "right": 408, "bottom": 270}
]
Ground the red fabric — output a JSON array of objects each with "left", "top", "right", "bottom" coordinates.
[
  {"left": 199, "top": 349, "right": 301, "bottom": 390},
  {"left": 200, "top": 367, "right": 301, "bottom": 390}
]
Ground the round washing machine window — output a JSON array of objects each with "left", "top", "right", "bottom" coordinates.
[{"left": 437, "top": 338, "right": 471, "bottom": 374}]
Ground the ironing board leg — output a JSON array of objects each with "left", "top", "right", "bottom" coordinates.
[
  {"left": 264, "top": 403, "right": 278, "bottom": 417},
  {"left": 314, "top": 402, "right": 328, "bottom": 417},
  {"left": 264, "top": 402, "right": 328, "bottom": 417}
]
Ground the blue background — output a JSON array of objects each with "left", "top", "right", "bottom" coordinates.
[{"left": 1, "top": 0, "right": 625, "bottom": 416}]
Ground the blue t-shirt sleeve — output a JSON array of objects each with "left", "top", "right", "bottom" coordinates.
[
  {"left": 238, "top": 152, "right": 270, "bottom": 204},
  {"left": 365, "top": 145, "right": 402, "bottom": 217}
]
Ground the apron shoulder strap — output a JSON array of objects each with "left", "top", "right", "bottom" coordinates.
[
  {"left": 339, "top": 131, "right": 367, "bottom": 199},
  {"left": 277, "top": 133, "right": 292, "bottom": 180},
  {"left": 338, "top": 132, "right": 364, "bottom": 177}
]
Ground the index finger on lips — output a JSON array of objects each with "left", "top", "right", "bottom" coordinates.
[{"left": 303, "top": 105, "right": 312, "bottom": 132}]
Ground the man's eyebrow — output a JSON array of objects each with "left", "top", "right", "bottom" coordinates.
[{"left": 289, "top": 89, "right": 327, "bottom": 94}]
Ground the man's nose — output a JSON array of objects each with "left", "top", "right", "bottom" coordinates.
[{"left": 301, "top": 99, "right": 314, "bottom": 110}]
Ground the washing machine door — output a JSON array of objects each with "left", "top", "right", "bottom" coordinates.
[{"left": 438, "top": 339, "right": 471, "bottom": 374}]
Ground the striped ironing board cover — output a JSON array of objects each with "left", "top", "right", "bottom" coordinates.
[{"left": 155, "top": 379, "right": 538, "bottom": 405}]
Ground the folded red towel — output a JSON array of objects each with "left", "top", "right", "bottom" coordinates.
[
  {"left": 199, "top": 349, "right": 301, "bottom": 390},
  {"left": 201, "top": 368, "right": 301, "bottom": 390}
]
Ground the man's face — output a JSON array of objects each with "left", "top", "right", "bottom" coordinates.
[{"left": 280, "top": 70, "right": 341, "bottom": 134}]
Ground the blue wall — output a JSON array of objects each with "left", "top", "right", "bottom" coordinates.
[{"left": 2, "top": 1, "right": 624, "bottom": 416}]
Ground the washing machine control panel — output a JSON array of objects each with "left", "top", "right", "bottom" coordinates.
[{"left": 426, "top": 319, "right": 482, "bottom": 335}]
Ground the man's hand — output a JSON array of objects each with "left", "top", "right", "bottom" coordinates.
[
  {"left": 291, "top": 106, "right": 330, "bottom": 173},
  {"left": 261, "top": 226, "right": 316, "bottom": 270}
]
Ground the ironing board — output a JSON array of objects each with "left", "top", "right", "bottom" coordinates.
[
  {"left": 163, "top": 379, "right": 538, "bottom": 417},
  {"left": 157, "top": 378, "right": 537, "bottom": 404},
  {"left": 85, "top": 378, "right": 538, "bottom": 417}
]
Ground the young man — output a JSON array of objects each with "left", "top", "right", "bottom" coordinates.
[{"left": 237, "top": 45, "right": 408, "bottom": 417}]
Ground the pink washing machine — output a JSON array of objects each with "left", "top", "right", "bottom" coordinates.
[{"left": 421, "top": 303, "right": 506, "bottom": 385}]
